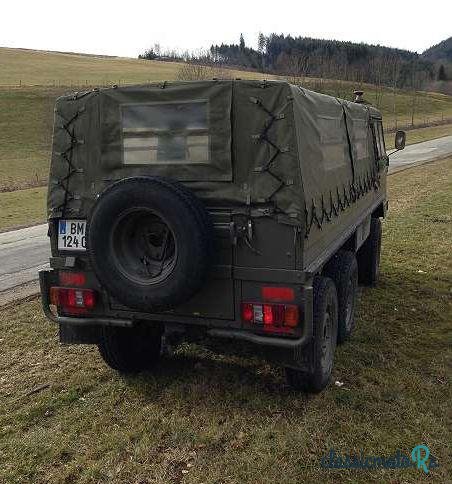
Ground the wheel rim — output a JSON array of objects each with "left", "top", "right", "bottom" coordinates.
[
  {"left": 320, "top": 308, "right": 334, "bottom": 374},
  {"left": 111, "top": 208, "right": 178, "bottom": 285}
]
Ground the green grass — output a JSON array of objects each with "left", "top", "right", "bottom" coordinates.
[
  {"left": 0, "top": 186, "right": 46, "bottom": 231},
  {"left": 0, "top": 87, "right": 63, "bottom": 191},
  {"left": 0, "top": 158, "right": 451, "bottom": 482}
]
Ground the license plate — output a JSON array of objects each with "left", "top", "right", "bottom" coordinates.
[{"left": 58, "top": 219, "right": 87, "bottom": 251}]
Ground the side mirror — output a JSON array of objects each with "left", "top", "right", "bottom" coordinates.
[{"left": 395, "top": 130, "right": 406, "bottom": 151}]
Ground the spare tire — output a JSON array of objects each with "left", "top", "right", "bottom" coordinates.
[{"left": 88, "top": 177, "right": 213, "bottom": 311}]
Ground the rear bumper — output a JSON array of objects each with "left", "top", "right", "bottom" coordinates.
[{"left": 39, "top": 269, "right": 312, "bottom": 352}]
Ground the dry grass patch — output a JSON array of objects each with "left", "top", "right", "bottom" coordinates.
[{"left": 0, "top": 186, "right": 46, "bottom": 231}]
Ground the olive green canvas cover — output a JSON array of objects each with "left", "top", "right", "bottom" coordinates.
[{"left": 48, "top": 80, "right": 384, "bottom": 263}]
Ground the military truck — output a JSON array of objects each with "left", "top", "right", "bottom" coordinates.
[{"left": 39, "top": 80, "right": 405, "bottom": 392}]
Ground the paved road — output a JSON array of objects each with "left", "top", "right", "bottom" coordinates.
[
  {"left": 1, "top": 135, "right": 451, "bottom": 304},
  {"left": 388, "top": 135, "right": 452, "bottom": 173},
  {"left": 0, "top": 224, "right": 50, "bottom": 304}
]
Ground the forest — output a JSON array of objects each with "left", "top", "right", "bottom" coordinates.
[{"left": 140, "top": 34, "right": 450, "bottom": 90}]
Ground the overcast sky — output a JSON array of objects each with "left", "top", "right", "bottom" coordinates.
[{"left": 2, "top": 0, "right": 451, "bottom": 58}]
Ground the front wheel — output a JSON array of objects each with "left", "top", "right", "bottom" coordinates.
[
  {"left": 97, "top": 323, "right": 163, "bottom": 373},
  {"left": 286, "top": 276, "right": 338, "bottom": 393}
]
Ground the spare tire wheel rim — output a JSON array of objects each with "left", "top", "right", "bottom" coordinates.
[
  {"left": 320, "top": 306, "right": 334, "bottom": 374},
  {"left": 110, "top": 208, "right": 178, "bottom": 285}
]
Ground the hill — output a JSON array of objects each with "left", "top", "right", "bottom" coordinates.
[
  {"left": 422, "top": 37, "right": 452, "bottom": 63},
  {"left": 0, "top": 47, "right": 268, "bottom": 87},
  {"left": 204, "top": 35, "right": 435, "bottom": 90},
  {"left": 1, "top": 47, "right": 452, "bottom": 195}
]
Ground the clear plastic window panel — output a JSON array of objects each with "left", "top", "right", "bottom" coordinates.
[{"left": 122, "top": 102, "right": 210, "bottom": 164}]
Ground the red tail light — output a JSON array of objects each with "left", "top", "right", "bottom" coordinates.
[
  {"left": 241, "top": 303, "right": 254, "bottom": 322},
  {"left": 50, "top": 287, "right": 97, "bottom": 314},
  {"left": 59, "top": 271, "right": 86, "bottom": 286},
  {"left": 261, "top": 286, "right": 295, "bottom": 302},
  {"left": 241, "top": 302, "right": 300, "bottom": 333}
]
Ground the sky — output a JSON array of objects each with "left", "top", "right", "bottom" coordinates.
[{"left": 1, "top": 0, "right": 451, "bottom": 58}]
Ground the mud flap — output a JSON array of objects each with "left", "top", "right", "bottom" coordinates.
[{"left": 59, "top": 323, "right": 101, "bottom": 345}]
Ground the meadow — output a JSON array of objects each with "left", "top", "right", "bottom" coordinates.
[{"left": 0, "top": 157, "right": 450, "bottom": 483}]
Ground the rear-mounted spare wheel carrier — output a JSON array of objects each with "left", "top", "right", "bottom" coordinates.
[{"left": 87, "top": 176, "right": 214, "bottom": 311}]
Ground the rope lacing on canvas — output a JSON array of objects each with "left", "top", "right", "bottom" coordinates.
[
  {"left": 52, "top": 107, "right": 85, "bottom": 216},
  {"left": 249, "top": 96, "right": 293, "bottom": 204}
]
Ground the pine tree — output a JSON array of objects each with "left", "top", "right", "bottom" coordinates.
[
  {"left": 239, "top": 33, "right": 245, "bottom": 51},
  {"left": 257, "top": 32, "right": 267, "bottom": 72},
  {"left": 257, "top": 32, "right": 266, "bottom": 54}
]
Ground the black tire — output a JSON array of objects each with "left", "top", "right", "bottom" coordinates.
[
  {"left": 323, "top": 250, "right": 358, "bottom": 344},
  {"left": 88, "top": 177, "right": 213, "bottom": 311},
  {"left": 97, "top": 323, "right": 162, "bottom": 373},
  {"left": 357, "top": 218, "right": 382, "bottom": 287},
  {"left": 286, "top": 276, "right": 338, "bottom": 393}
]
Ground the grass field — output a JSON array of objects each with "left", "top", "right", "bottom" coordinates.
[
  {"left": 0, "top": 186, "right": 46, "bottom": 231},
  {"left": 1, "top": 47, "right": 452, "bottom": 194},
  {"left": 0, "top": 158, "right": 450, "bottom": 483},
  {"left": 0, "top": 47, "right": 272, "bottom": 87},
  {"left": 0, "top": 87, "right": 61, "bottom": 191}
]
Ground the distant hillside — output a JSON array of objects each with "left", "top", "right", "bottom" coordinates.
[
  {"left": 422, "top": 37, "right": 452, "bottom": 63},
  {"left": 142, "top": 34, "right": 436, "bottom": 89},
  {"left": 0, "top": 47, "right": 269, "bottom": 87}
]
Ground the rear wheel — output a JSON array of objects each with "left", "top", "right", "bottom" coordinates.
[
  {"left": 357, "top": 217, "right": 382, "bottom": 287},
  {"left": 323, "top": 250, "right": 358, "bottom": 344},
  {"left": 286, "top": 276, "right": 338, "bottom": 393},
  {"left": 97, "top": 323, "right": 163, "bottom": 373}
]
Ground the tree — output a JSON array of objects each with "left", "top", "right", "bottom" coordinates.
[
  {"left": 257, "top": 32, "right": 266, "bottom": 54},
  {"left": 409, "top": 62, "right": 428, "bottom": 127},
  {"left": 438, "top": 64, "right": 448, "bottom": 81},
  {"left": 239, "top": 33, "right": 245, "bottom": 51},
  {"left": 257, "top": 32, "right": 266, "bottom": 72},
  {"left": 388, "top": 55, "right": 402, "bottom": 129},
  {"left": 280, "top": 53, "right": 310, "bottom": 84}
]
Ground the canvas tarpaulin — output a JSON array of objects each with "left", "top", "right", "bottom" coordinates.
[
  {"left": 48, "top": 80, "right": 301, "bottom": 221},
  {"left": 290, "top": 85, "right": 380, "bottom": 237},
  {"left": 48, "top": 80, "right": 383, "bottom": 239}
]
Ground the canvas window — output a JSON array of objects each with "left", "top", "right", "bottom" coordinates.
[{"left": 121, "top": 101, "right": 210, "bottom": 165}]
